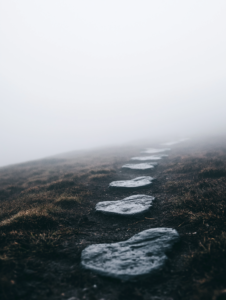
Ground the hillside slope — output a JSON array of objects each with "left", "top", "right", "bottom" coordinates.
[{"left": 1, "top": 138, "right": 226, "bottom": 300}]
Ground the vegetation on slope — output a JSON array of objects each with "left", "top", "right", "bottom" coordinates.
[{"left": 0, "top": 140, "right": 226, "bottom": 300}]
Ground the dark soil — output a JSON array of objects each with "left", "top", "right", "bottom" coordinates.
[{"left": 0, "top": 138, "right": 226, "bottom": 300}]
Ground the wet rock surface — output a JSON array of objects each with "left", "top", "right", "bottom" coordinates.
[
  {"left": 121, "top": 163, "right": 157, "bottom": 170},
  {"left": 81, "top": 227, "right": 179, "bottom": 280},
  {"left": 109, "top": 176, "right": 153, "bottom": 188},
  {"left": 141, "top": 148, "right": 170, "bottom": 154},
  {"left": 131, "top": 155, "right": 168, "bottom": 161},
  {"left": 95, "top": 194, "right": 155, "bottom": 216},
  {"left": 162, "top": 138, "right": 189, "bottom": 146}
]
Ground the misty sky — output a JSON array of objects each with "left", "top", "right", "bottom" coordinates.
[{"left": 1, "top": 1, "right": 226, "bottom": 167}]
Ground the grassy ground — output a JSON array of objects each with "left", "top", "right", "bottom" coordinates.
[{"left": 0, "top": 138, "right": 226, "bottom": 300}]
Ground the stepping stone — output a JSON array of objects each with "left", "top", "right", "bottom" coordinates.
[
  {"left": 131, "top": 155, "right": 168, "bottom": 161},
  {"left": 96, "top": 194, "right": 155, "bottom": 216},
  {"left": 162, "top": 138, "right": 189, "bottom": 146},
  {"left": 109, "top": 176, "right": 153, "bottom": 188},
  {"left": 81, "top": 227, "right": 179, "bottom": 280},
  {"left": 122, "top": 163, "right": 157, "bottom": 170},
  {"left": 141, "top": 148, "right": 170, "bottom": 154}
]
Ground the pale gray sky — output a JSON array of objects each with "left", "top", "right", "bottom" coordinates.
[{"left": 1, "top": 0, "right": 226, "bottom": 167}]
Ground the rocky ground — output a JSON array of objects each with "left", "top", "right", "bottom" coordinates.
[{"left": 0, "top": 137, "right": 226, "bottom": 300}]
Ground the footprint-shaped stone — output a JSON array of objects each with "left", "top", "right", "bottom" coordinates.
[
  {"left": 81, "top": 227, "right": 179, "bottom": 280},
  {"left": 141, "top": 148, "right": 170, "bottom": 154},
  {"left": 122, "top": 163, "right": 157, "bottom": 170},
  {"left": 109, "top": 176, "right": 153, "bottom": 188},
  {"left": 131, "top": 155, "right": 167, "bottom": 161},
  {"left": 96, "top": 194, "right": 155, "bottom": 216},
  {"left": 162, "top": 138, "right": 189, "bottom": 146}
]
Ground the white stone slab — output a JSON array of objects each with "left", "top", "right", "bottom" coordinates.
[
  {"left": 96, "top": 194, "right": 155, "bottom": 216},
  {"left": 131, "top": 155, "right": 168, "bottom": 161},
  {"left": 81, "top": 228, "right": 179, "bottom": 280},
  {"left": 122, "top": 163, "right": 157, "bottom": 170},
  {"left": 109, "top": 176, "right": 153, "bottom": 188},
  {"left": 162, "top": 138, "right": 189, "bottom": 146},
  {"left": 141, "top": 148, "right": 170, "bottom": 154}
]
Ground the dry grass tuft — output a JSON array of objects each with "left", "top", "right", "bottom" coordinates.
[
  {"left": 0, "top": 205, "right": 60, "bottom": 230},
  {"left": 88, "top": 173, "right": 110, "bottom": 181},
  {"left": 198, "top": 167, "right": 226, "bottom": 179},
  {"left": 47, "top": 180, "right": 75, "bottom": 191},
  {"left": 88, "top": 168, "right": 115, "bottom": 181},
  {"left": 55, "top": 195, "right": 82, "bottom": 208}
]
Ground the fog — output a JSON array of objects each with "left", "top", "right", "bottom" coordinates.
[{"left": 1, "top": 0, "right": 226, "bottom": 167}]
